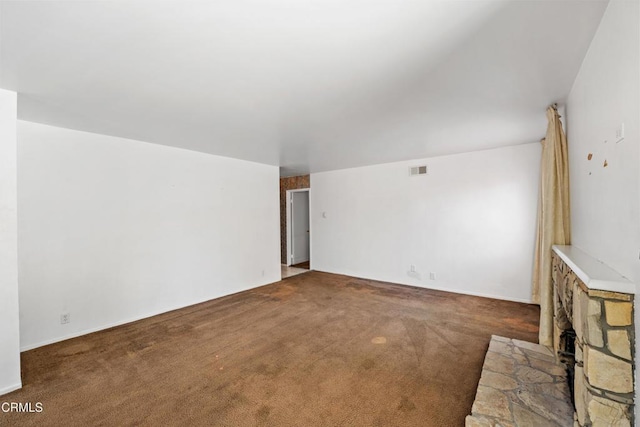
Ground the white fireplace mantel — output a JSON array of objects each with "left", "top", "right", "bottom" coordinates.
[{"left": 552, "top": 245, "right": 635, "bottom": 294}]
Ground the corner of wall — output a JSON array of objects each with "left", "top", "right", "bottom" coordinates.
[{"left": 0, "top": 88, "right": 22, "bottom": 396}]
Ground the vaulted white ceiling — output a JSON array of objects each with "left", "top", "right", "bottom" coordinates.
[{"left": 0, "top": 0, "right": 607, "bottom": 175}]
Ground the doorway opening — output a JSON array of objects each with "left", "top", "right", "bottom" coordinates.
[{"left": 283, "top": 188, "right": 310, "bottom": 278}]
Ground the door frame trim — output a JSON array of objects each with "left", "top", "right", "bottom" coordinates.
[{"left": 286, "top": 188, "right": 310, "bottom": 267}]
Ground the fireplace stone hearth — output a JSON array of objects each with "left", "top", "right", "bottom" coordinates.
[
  {"left": 467, "top": 246, "right": 635, "bottom": 426},
  {"left": 466, "top": 336, "right": 573, "bottom": 426}
]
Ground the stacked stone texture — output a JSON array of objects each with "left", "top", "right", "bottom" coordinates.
[{"left": 552, "top": 252, "right": 634, "bottom": 427}]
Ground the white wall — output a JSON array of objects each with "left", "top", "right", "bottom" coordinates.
[
  {"left": 566, "top": 0, "right": 640, "bottom": 285},
  {"left": 565, "top": 1, "right": 640, "bottom": 423},
  {"left": 18, "top": 121, "right": 281, "bottom": 350},
  {"left": 311, "top": 143, "right": 541, "bottom": 303},
  {"left": 0, "top": 89, "right": 21, "bottom": 395}
]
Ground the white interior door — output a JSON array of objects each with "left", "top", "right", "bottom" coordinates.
[{"left": 291, "top": 191, "right": 310, "bottom": 264}]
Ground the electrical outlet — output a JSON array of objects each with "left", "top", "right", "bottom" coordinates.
[
  {"left": 410, "top": 265, "right": 416, "bottom": 273},
  {"left": 60, "top": 313, "right": 70, "bottom": 324},
  {"left": 429, "top": 272, "right": 436, "bottom": 280}
]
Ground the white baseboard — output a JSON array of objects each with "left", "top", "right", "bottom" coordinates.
[
  {"left": 20, "top": 279, "right": 279, "bottom": 352},
  {"left": 313, "top": 268, "right": 534, "bottom": 304},
  {"left": 0, "top": 382, "right": 22, "bottom": 396},
  {"left": 20, "top": 309, "right": 178, "bottom": 352},
  {"left": 422, "top": 283, "right": 533, "bottom": 304},
  {"left": 19, "top": 271, "right": 533, "bottom": 352}
]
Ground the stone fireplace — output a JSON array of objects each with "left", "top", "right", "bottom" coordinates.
[
  {"left": 466, "top": 245, "right": 635, "bottom": 426},
  {"left": 552, "top": 245, "right": 635, "bottom": 426}
]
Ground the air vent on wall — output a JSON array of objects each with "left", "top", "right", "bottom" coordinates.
[{"left": 409, "top": 165, "right": 428, "bottom": 176}]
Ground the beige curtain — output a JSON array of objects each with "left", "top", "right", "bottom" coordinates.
[{"left": 532, "top": 105, "right": 571, "bottom": 347}]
